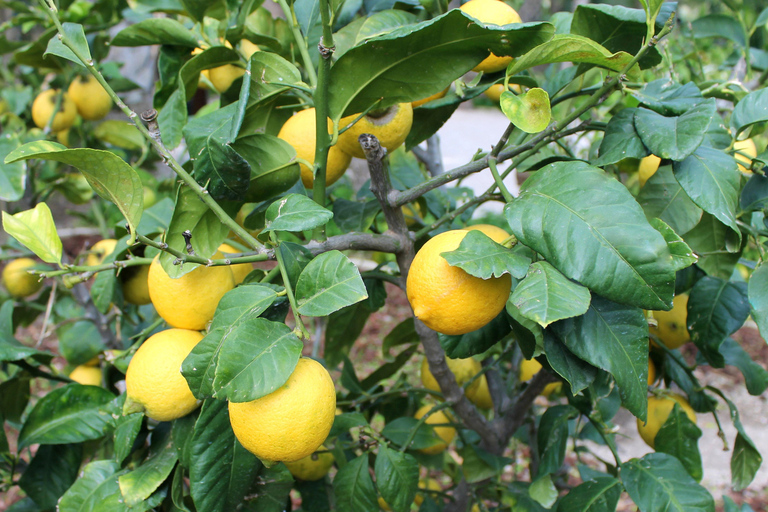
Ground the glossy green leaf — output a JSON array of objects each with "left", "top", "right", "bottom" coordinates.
[
  {"left": 504, "top": 161, "right": 675, "bottom": 310},
  {"left": 248, "top": 463, "right": 293, "bottom": 511},
  {"left": 731, "top": 88, "right": 768, "bottom": 137},
  {"left": 334, "top": 10, "right": 419, "bottom": 59},
  {"left": 18, "top": 444, "right": 82, "bottom": 510},
  {"left": 333, "top": 454, "right": 379, "bottom": 512},
  {"left": 537, "top": 405, "right": 578, "bottom": 476},
  {"left": 441, "top": 230, "right": 529, "bottom": 280},
  {"left": 93, "top": 120, "right": 145, "bottom": 151},
  {"left": 2, "top": 202, "right": 62, "bottom": 265},
  {"left": 648, "top": 218, "right": 697, "bottom": 271},
  {"left": 0, "top": 133, "right": 25, "bottom": 201},
  {"left": 510, "top": 261, "right": 591, "bottom": 328},
  {"left": 672, "top": 146, "right": 741, "bottom": 240},
  {"left": 381, "top": 417, "right": 443, "bottom": 451},
  {"left": 44, "top": 23, "right": 91, "bottom": 67},
  {"left": 263, "top": 193, "right": 334, "bottom": 233},
  {"left": 332, "top": 199, "right": 381, "bottom": 233},
  {"left": 594, "top": 108, "right": 648, "bottom": 166},
  {"left": 0, "top": 374, "right": 31, "bottom": 423},
  {"left": 5, "top": 142, "right": 143, "bottom": 244},
  {"left": 555, "top": 477, "right": 622, "bottom": 512},
  {"left": 654, "top": 404, "right": 703, "bottom": 481},
  {"left": 683, "top": 212, "right": 742, "bottom": 279},
  {"left": 551, "top": 295, "right": 648, "bottom": 420},
  {"left": 111, "top": 18, "right": 200, "bottom": 47},
  {"left": 91, "top": 271, "right": 118, "bottom": 314},
  {"left": 232, "top": 134, "right": 300, "bottom": 203},
  {"left": 529, "top": 474, "right": 558, "bottom": 508},
  {"left": 740, "top": 173, "right": 768, "bottom": 212},
  {"left": 748, "top": 263, "right": 768, "bottom": 340},
  {"left": 58, "top": 460, "right": 128, "bottom": 512},
  {"left": 157, "top": 88, "right": 186, "bottom": 149},
  {"left": 326, "top": 302, "right": 372, "bottom": 366},
  {"left": 0, "top": 301, "right": 53, "bottom": 363},
  {"left": 190, "top": 400, "right": 261, "bottom": 512},
  {"left": 181, "top": 0, "right": 226, "bottom": 21},
  {"left": 119, "top": 439, "right": 178, "bottom": 507},
  {"left": 440, "top": 311, "right": 511, "bottom": 359},
  {"left": 296, "top": 251, "right": 368, "bottom": 316},
  {"left": 732, "top": 432, "right": 763, "bottom": 492},
  {"left": 113, "top": 414, "right": 143, "bottom": 465},
  {"left": 375, "top": 445, "right": 419, "bottom": 512},
  {"left": 687, "top": 277, "right": 750, "bottom": 368},
  {"left": 621, "top": 453, "right": 714, "bottom": 512},
  {"left": 329, "top": 10, "right": 554, "bottom": 119},
  {"left": 631, "top": 79, "right": 705, "bottom": 116},
  {"left": 633, "top": 100, "right": 715, "bottom": 161},
  {"left": 135, "top": 197, "right": 174, "bottom": 235},
  {"left": 18, "top": 384, "right": 115, "bottom": 448},
  {"left": 500, "top": 87, "right": 551, "bottom": 133},
  {"left": 719, "top": 338, "right": 768, "bottom": 396},
  {"left": 543, "top": 332, "right": 597, "bottom": 394},
  {"left": 276, "top": 242, "right": 313, "bottom": 290},
  {"left": 637, "top": 165, "right": 702, "bottom": 235},
  {"left": 692, "top": 14, "right": 746, "bottom": 47},
  {"left": 57, "top": 320, "right": 104, "bottom": 367}
]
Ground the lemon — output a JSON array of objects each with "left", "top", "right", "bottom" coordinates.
[
  {"left": 460, "top": 0, "right": 522, "bottom": 74},
  {"left": 32, "top": 89, "right": 78, "bottom": 131},
  {"left": 465, "top": 223, "right": 510, "bottom": 243},
  {"left": 734, "top": 138, "right": 757, "bottom": 173},
  {"left": 636, "top": 393, "right": 696, "bottom": 449},
  {"left": 421, "top": 356, "right": 491, "bottom": 408},
  {"left": 406, "top": 230, "right": 512, "bottom": 335},
  {"left": 277, "top": 108, "right": 352, "bottom": 188},
  {"left": 121, "top": 264, "right": 151, "bottom": 305},
  {"left": 86, "top": 239, "right": 118, "bottom": 267},
  {"left": 638, "top": 155, "right": 661, "bottom": 187},
  {"left": 483, "top": 83, "right": 522, "bottom": 102},
  {"left": 518, "top": 358, "right": 561, "bottom": 397},
  {"left": 56, "top": 129, "right": 71, "bottom": 147},
  {"left": 240, "top": 39, "right": 260, "bottom": 59},
  {"left": 68, "top": 75, "right": 112, "bottom": 121},
  {"left": 649, "top": 293, "right": 690, "bottom": 349},
  {"left": 69, "top": 365, "right": 101, "bottom": 386},
  {"left": 143, "top": 187, "right": 157, "bottom": 208},
  {"left": 412, "top": 87, "right": 449, "bottom": 108},
  {"left": 414, "top": 405, "right": 455, "bottom": 455},
  {"left": 337, "top": 103, "right": 413, "bottom": 159},
  {"left": 647, "top": 358, "right": 656, "bottom": 386},
  {"left": 402, "top": 202, "right": 423, "bottom": 227},
  {"left": 219, "top": 243, "right": 253, "bottom": 284},
  {"left": 229, "top": 203, "right": 262, "bottom": 246},
  {"left": 147, "top": 253, "right": 235, "bottom": 330},
  {"left": 379, "top": 478, "right": 441, "bottom": 510},
  {"left": 2, "top": 258, "right": 43, "bottom": 298},
  {"left": 466, "top": 374, "right": 494, "bottom": 409},
  {"left": 208, "top": 64, "right": 245, "bottom": 93},
  {"left": 229, "top": 357, "right": 336, "bottom": 463},
  {"left": 125, "top": 328, "right": 204, "bottom": 422},
  {"left": 283, "top": 446, "right": 335, "bottom": 481}
]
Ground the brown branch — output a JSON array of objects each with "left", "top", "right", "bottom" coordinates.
[
  {"left": 305, "top": 232, "right": 401, "bottom": 255},
  {"left": 497, "top": 369, "right": 558, "bottom": 440}
]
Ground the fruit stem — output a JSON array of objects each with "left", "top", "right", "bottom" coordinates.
[
  {"left": 272, "top": 233, "right": 311, "bottom": 340},
  {"left": 488, "top": 157, "right": 513, "bottom": 203}
]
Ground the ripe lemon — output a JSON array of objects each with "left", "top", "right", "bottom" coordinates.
[
  {"left": 56, "top": 129, "right": 71, "bottom": 147},
  {"left": 638, "top": 155, "right": 661, "bottom": 187},
  {"left": 337, "top": 103, "right": 413, "bottom": 159},
  {"left": 465, "top": 223, "right": 510, "bottom": 243},
  {"left": 32, "top": 89, "right": 78, "bottom": 131},
  {"left": 636, "top": 393, "right": 696, "bottom": 449},
  {"left": 229, "top": 357, "right": 336, "bottom": 463},
  {"left": 147, "top": 253, "right": 235, "bottom": 330},
  {"left": 379, "top": 478, "right": 441, "bottom": 510},
  {"left": 240, "top": 39, "right": 260, "bottom": 59},
  {"left": 649, "top": 293, "right": 689, "bottom": 349},
  {"left": 734, "top": 138, "right": 757, "bottom": 173},
  {"left": 2, "top": 258, "right": 43, "bottom": 298},
  {"left": 406, "top": 230, "right": 512, "bottom": 335},
  {"left": 459, "top": 0, "right": 522, "bottom": 74},
  {"left": 207, "top": 64, "right": 245, "bottom": 93},
  {"left": 218, "top": 243, "right": 253, "bottom": 284},
  {"left": 283, "top": 446, "right": 335, "bottom": 481},
  {"left": 121, "top": 264, "right": 151, "bottom": 305},
  {"left": 69, "top": 365, "right": 101, "bottom": 386},
  {"left": 277, "top": 108, "right": 352, "bottom": 188},
  {"left": 519, "top": 358, "right": 561, "bottom": 397},
  {"left": 412, "top": 87, "right": 449, "bottom": 108},
  {"left": 421, "top": 356, "right": 491, "bottom": 408},
  {"left": 86, "top": 239, "right": 118, "bottom": 267},
  {"left": 647, "top": 358, "right": 656, "bottom": 386},
  {"left": 483, "top": 83, "right": 522, "bottom": 102},
  {"left": 68, "top": 75, "right": 112, "bottom": 121},
  {"left": 125, "top": 328, "right": 204, "bottom": 422},
  {"left": 414, "top": 405, "right": 455, "bottom": 455},
  {"left": 466, "top": 375, "right": 493, "bottom": 409}
]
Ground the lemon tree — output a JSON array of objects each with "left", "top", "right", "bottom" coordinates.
[{"left": 2, "top": 1, "right": 768, "bottom": 511}]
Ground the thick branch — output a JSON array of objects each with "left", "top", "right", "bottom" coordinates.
[
  {"left": 497, "top": 369, "right": 558, "bottom": 440},
  {"left": 305, "top": 232, "right": 401, "bottom": 255}
]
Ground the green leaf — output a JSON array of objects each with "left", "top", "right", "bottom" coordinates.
[
  {"left": 44, "top": 23, "right": 91, "bottom": 67},
  {"left": 332, "top": 199, "right": 381, "bottom": 233},
  {"left": 637, "top": 0, "right": 666, "bottom": 43},
  {"left": 248, "top": 463, "right": 294, "bottom": 511},
  {"left": 0, "top": 301, "right": 53, "bottom": 363},
  {"left": 637, "top": 165, "right": 702, "bottom": 235},
  {"left": 543, "top": 332, "right": 596, "bottom": 394},
  {"left": 111, "top": 18, "right": 200, "bottom": 47},
  {"left": 633, "top": 101, "right": 716, "bottom": 161},
  {"left": 190, "top": 400, "right": 261, "bottom": 512},
  {"left": 381, "top": 417, "right": 442, "bottom": 451},
  {"left": 276, "top": 242, "right": 313, "bottom": 290},
  {"left": 135, "top": 197, "right": 174, "bottom": 235},
  {"left": 631, "top": 79, "right": 706, "bottom": 116},
  {"left": 5, "top": 142, "right": 143, "bottom": 244},
  {"left": 732, "top": 432, "right": 763, "bottom": 492},
  {"left": 333, "top": 454, "right": 379, "bottom": 512},
  {"left": 504, "top": 161, "right": 675, "bottom": 310},
  {"left": 440, "top": 311, "right": 511, "bottom": 359},
  {"left": 672, "top": 146, "right": 741, "bottom": 241},
  {"left": 648, "top": 218, "right": 697, "bottom": 271},
  {"left": 374, "top": 445, "right": 419, "bottom": 512},
  {"left": 683, "top": 213, "right": 742, "bottom": 279},
  {"left": 118, "top": 439, "right": 178, "bottom": 507},
  {"left": 500, "top": 87, "right": 551, "bottom": 133},
  {"left": 157, "top": 88, "right": 187, "bottom": 149},
  {"left": 556, "top": 477, "right": 622, "bottom": 512},
  {"left": 506, "top": 34, "right": 639, "bottom": 80},
  {"left": 654, "top": 404, "right": 703, "bottom": 482},
  {"left": 334, "top": 10, "right": 420, "bottom": 59},
  {"left": 2, "top": 202, "right": 62, "bottom": 265},
  {"left": 181, "top": 0, "right": 226, "bottom": 21},
  {"left": 93, "top": 121, "right": 145, "bottom": 151},
  {"left": 731, "top": 88, "right": 768, "bottom": 137},
  {"left": 57, "top": 320, "right": 104, "bottom": 367},
  {"left": 91, "top": 271, "right": 118, "bottom": 314},
  {"left": 441, "top": 230, "right": 529, "bottom": 280},
  {"left": 263, "top": 194, "right": 334, "bottom": 233},
  {"left": 687, "top": 277, "right": 750, "bottom": 368},
  {"left": 328, "top": 10, "right": 554, "bottom": 120},
  {"left": 537, "top": 405, "right": 578, "bottom": 476},
  {"left": 740, "top": 173, "right": 768, "bottom": 212},
  {"left": 529, "top": 474, "right": 558, "bottom": 509},
  {"left": 295, "top": 251, "right": 368, "bottom": 317},
  {"left": 510, "top": 261, "right": 591, "bottom": 328},
  {"left": 326, "top": 302, "right": 372, "bottom": 367},
  {"left": 692, "top": 14, "right": 746, "bottom": 47},
  {"left": 232, "top": 134, "right": 301, "bottom": 203},
  {"left": 18, "top": 384, "right": 115, "bottom": 448},
  {"left": 719, "top": 338, "right": 768, "bottom": 396},
  {"left": 551, "top": 295, "right": 648, "bottom": 420},
  {"left": 359, "top": 345, "right": 418, "bottom": 390},
  {"left": 748, "top": 263, "right": 768, "bottom": 340},
  {"left": 0, "top": 375, "right": 31, "bottom": 423},
  {"left": 18, "top": 444, "right": 82, "bottom": 510},
  {"left": 114, "top": 414, "right": 143, "bottom": 465},
  {"left": 621, "top": 453, "right": 714, "bottom": 512},
  {"left": 594, "top": 108, "right": 648, "bottom": 166},
  {"left": 58, "top": 460, "right": 128, "bottom": 512},
  {"left": 0, "top": 133, "right": 25, "bottom": 201}
]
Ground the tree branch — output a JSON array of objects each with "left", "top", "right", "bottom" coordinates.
[
  {"left": 497, "top": 369, "right": 558, "bottom": 440},
  {"left": 305, "top": 232, "right": 401, "bottom": 255}
]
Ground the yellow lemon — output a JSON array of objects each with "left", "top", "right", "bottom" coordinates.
[
  {"left": 460, "top": 0, "right": 522, "bottom": 74},
  {"left": 218, "top": 243, "right": 253, "bottom": 284},
  {"left": 406, "top": 230, "right": 512, "bottom": 335},
  {"left": 56, "top": 129, "right": 71, "bottom": 147},
  {"left": 240, "top": 39, "right": 260, "bottom": 59},
  {"left": 638, "top": 155, "right": 661, "bottom": 187},
  {"left": 465, "top": 223, "right": 510, "bottom": 243},
  {"left": 734, "top": 138, "right": 757, "bottom": 173},
  {"left": 125, "top": 328, "right": 204, "bottom": 422},
  {"left": 648, "top": 358, "right": 656, "bottom": 386},
  {"left": 337, "top": 103, "right": 413, "bottom": 159},
  {"left": 283, "top": 446, "right": 335, "bottom": 481},
  {"left": 277, "top": 108, "right": 352, "bottom": 188},
  {"left": 2, "top": 258, "right": 43, "bottom": 298},
  {"left": 414, "top": 405, "right": 455, "bottom": 455},
  {"left": 229, "top": 357, "right": 336, "bottom": 463},
  {"left": 412, "top": 87, "right": 449, "bottom": 108},
  {"left": 483, "top": 83, "right": 522, "bottom": 102},
  {"left": 636, "top": 393, "right": 696, "bottom": 449},
  {"left": 121, "top": 264, "right": 151, "bottom": 305},
  {"left": 466, "top": 374, "right": 494, "bottom": 409},
  {"left": 207, "top": 64, "right": 245, "bottom": 93},
  {"left": 86, "top": 239, "right": 118, "bottom": 267},
  {"left": 69, "top": 365, "right": 101, "bottom": 386},
  {"left": 68, "top": 75, "right": 112, "bottom": 121},
  {"left": 420, "top": 357, "right": 486, "bottom": 404},
  {"left": 649, "top": 293, "right": 690, "bottom": 349},
  {"left": 147, "top": 253, "right": 235, "bottom": 330},
  {"left": 518, "top": 358, "right": 562, "bottom": 397},
  {"left": 32, "top": 89, "right": 78, "bottom": 131}
]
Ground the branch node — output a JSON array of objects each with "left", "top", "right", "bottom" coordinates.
[
  {"left": 318, "top": 42, "right": 335, "bottom": 59},
  {"left": 182, "top": 230, "right": 195, "bottom": 255}
]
